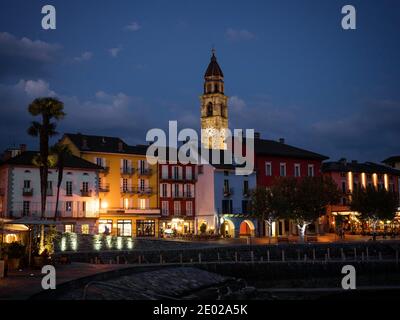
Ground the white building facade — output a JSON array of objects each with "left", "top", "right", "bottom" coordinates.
[{"left": 0, "top": 151, "right": 101, "bottom": 234}]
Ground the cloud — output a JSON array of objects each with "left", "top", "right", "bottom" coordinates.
[
  {"left": 225, "top": 28, "right": 255, "bottom": 42},
  {"left": 73, "top": 51, "right": 93, "bottom": 62},
  {"left": 0, "top": 32, "right": 61, "bottom": 78},
  {"left": 16, "top": 79, "right": 56, "bottom": 98},
  {"left": 230, "top": 96, "right": 247, "bottom": 113},
  {"left": 108, "top": 47, "right": 122, "bottom": 58},
  {"left": 125, "top": 21, "right": 141, "bottom": 32}
]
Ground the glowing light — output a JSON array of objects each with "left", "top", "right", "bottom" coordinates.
[
  {"left": 93, "top": 235, "right": 101, "bottom": 250},
  {"left": 101, "top": 201, "right": 108, "bottom": 209},
  {"left": 5, "top": 234, "right": 17, "bottom": 243},
  {"left": 61, "top": 236, "right": 67, "bottom": 252},
  {"left": 70, "top": 233, "right": 78, "bottom": 251},
  {"left": 117, "top": 237, "right": 123, "bottom": 250},
  {"left": 106, "top": 235, "right": 112, "bottom": 249}
]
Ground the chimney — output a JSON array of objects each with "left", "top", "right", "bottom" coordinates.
[
  {"left": 118, "top": 141, "right": 124, "bottom": 152},
  {"left": 278, "top": 138, "right": 285, "bottom": 144},
  {"left": 19, "top": 144, "right": 26, "bottom": 153},
  {"left": 254, "top": 132, "right": 260, "bottom": 139},
  {"left": 82, "top": 137, "right": 88, "bottom": 149}
]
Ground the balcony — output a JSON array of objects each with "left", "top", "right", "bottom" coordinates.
[
  {"left": 223, "top": 188, "right": 233, "bottom": 197},
  {"left": 243, "top": 190, "right": 251, "bottom": 198},
  {"left": 120, "top": 167, "right": 135, "bottom": 175},
  {"left": 134, "top": 187, "right": 153, "bottom": 195},
  {"left": 121, "top": 187, "right": 135, "bottom": 194},
  {"left": 99, "top": 183, "right": 110, "bottom": 192},
  {"left": 80, "top": 190, "right": 92, "bottom": 197},
  {"left": 22, "top": 187, "right": 33, "bottom": 196},
  {"left": 101, "top": 165, "right": 110, "bottom": 175},
  {"left": 183, "top": 192, "right": 194, "bottom": 198},
  {"left": 137, "top": 168, "right": 152, "bottom": 176}
]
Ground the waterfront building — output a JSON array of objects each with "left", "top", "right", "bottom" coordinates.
[
  {"left": 0, "top": 146, "right": 101, "bottom": 234},
  {"left": 60, "top": 133, "right": 160, "bottom": 237}
]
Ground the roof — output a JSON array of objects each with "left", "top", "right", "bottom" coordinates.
[
  {"left": 2, "top": 151, "right": 103, "bottom": 170},
  {"left": 204, "top": 52, "right": 224, "bottom": 78},
  {"left": 322, "top": 160, "right": 400, "bottom": 176},
  {"left": 63, "top": 133, "right": 147, "bottom": 155},
  {"left": 253, "top": 138, "right": 329, "bottom": 160},
  {"left": 382, "top": 156, "right": 400, "bottom": 166}
]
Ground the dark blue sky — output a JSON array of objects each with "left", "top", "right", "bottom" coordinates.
[{"left": 0, "top": 0, "right": 399, "bottom": 162}]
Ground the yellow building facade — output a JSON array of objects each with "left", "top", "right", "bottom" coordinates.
[{"left": 60, "top": 133, "right": 160, "bottom": 237}]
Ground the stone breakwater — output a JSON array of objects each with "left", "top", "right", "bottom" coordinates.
[{"left": 55, "top": 267, "right": 235, "bottom": 300}]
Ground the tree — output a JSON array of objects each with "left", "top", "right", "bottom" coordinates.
[
  {"left": 50, "top": 144, "right": 72, "bottom": 220},
  {"left": 27, "top": 97, "right": 65, "bottom": 252},
  {"left": 251, "top": 186, "right": 276, "bottom": 242},
  {"left": 351, "top": 186, "right": 398, "bottom": 240},
  {"left": 269, "top": 176, "right": 341, "bottom": 242}
]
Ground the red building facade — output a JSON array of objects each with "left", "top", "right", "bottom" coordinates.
[
  {"left": 253, "top": 135, "right": 329, "bottom": 236},
  {"left": 158, "top": 162, "right": 197, "bottom": 236}
]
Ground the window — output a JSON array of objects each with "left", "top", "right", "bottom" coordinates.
[
  {"left": 162, "top": 165, "right": 169, "bottom": 179},
  {"left": 23, "top": 201, "right": 30, "bottom": 216},
  {"left": 280, "top": 163, "right": 286, "bottom": 177},
  {"left": 98, "top": 219, "right": 112, "bottom": 235},
  {"left": 174, "top": 201, "right": 181, "bottom": 215},
  {"left": 185, "top": 184, "right": 192, "bottom": 197},
  {"left": 161, "top": 201, "right": 169, "bottom": 216},
  {"left": 81, "top": 224, "right": 89, "bottom": 234},
  {"left": 185, "top": 167, "right": 192, "bottom": 180},
  {"left": 222, "top": 200, "right": 233, "bottom": 214},
  {"left": 207, "top": 102, "right": 213, "bottom": 116},
  {"left": 342, "top": 181, "right": 346, "bottom": 193},
  {"left": 294, "top": 164, "right": 301, "bottom": 177},
  {"left": 139, "top": 179, "right": 145, "bottom": 191},
  {"left": 265, "top": 162, "right": 272, "bottom": 176},
  {"left": 161, "top": 183, "right": 168, "bottom": 197},
  {"left": 136, "top": 220, "right": 155, "bottom": 237},
  {"left": 173, "top": 166, "right": 179, "bottom": 179},
  {"left": 173, "top": 184, "right": 180, "bottom": 197},
  {"left": 64, "top": 224, "right": 74, "bottom": 233},
  {"left": 186, "top": 201, "right": 193, "bottom": 216},
  {"left": 117, "top": 220, "right": 132, "bottom": 236},
  {"left": 82, "top": 201, "right": 86, "bottom": 212},
  {"left": 123, "top": 178, "right": 128, "bottom": 192},
  {"left": 242, "top": 200, "right": 250, "bottom": 214},
  {"left": 308, "top": 164, "right": 315, "bottom": 177},
  {"left": 139, "top": 160, "right": 146, "bottom": 173},
  {"left": 23, "top": 180, "right": 31, "bottom": 189},
  {"left": 223, "top": 180, "right": 230, "bottom": 193},
  {"left": 95, "top": 157, "right": 103, "bottom": 166},
  {"left": 82, "top": 181, "right": 89, "bottom": 193},
  {"left": 243, "top": 180, "right": 249, "bottom": 195},
  {"left": 66, "top": 201, "right": 73, "bottom": 212},
  {"left": 139, "top": 198, "right": 147, "bottom": 209},
  {"left": 66, "top": 181, "right": 72, "bottom": 196}
]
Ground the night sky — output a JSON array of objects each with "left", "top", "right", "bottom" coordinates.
[{"left": 0, "top": 0, "right": 399, "bottom": 162}]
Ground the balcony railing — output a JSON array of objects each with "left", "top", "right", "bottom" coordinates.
[
  {"left": 80, "top": 190, "right": 92, "bottom": 197},
  {"left": 99, "top": 184, "right": 110, "bottom": 192},
  {"left": 223, "top": 188, "right": 233, "bottom": 197},
  {"left": 121, "top": 187, "right": 135, "bottom": 194},
  {"left": 160, "top": 175, "right": 197, "bottom": 182},
  {"left": 22, "top": 187, "right": 33, "bottom": 196},
  {"left": 183, "top": 192, "right": 194, "bottom": 198},
  {"left": 137, "top": 168, "right": 152, "bottom": 176},
  {"left": 120, "top": 167, "right": 135, "bottom": 175},
  {"left": 134, "top": 187, "right": 153, "bottom": 195}
]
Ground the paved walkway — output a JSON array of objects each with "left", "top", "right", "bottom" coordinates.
[{"left": 0, "top": 263, "right": 133, "bottom": 300}]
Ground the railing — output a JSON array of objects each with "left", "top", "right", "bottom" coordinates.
[
  {"left": 10, "top": 210, "right": 100, "bottom": 219},
  {"left": 160, "top": 175, "right": 197, "bottom": 182},
  {"left": 120, "top": 167, "right": 135, "bottom": 175},
  {"left": 120, "top": 187, "right": 135, "bottom": 194},
  {"left": 137, "top": 168, "right": 152, "bottom": 176},
  {"left": 183, "top": 192, "right": 194, "bottom": 198},
  {"left": 223, "top": 188, "right": 233, "bottom": 197},
  {"left": 134, "top": 187, "right": 153, "bottom": 195},
  {"left": 22, "top": 187, "right": 33, "bottom": 196},
  {"left": 99, "top": 184, "right": 110, "bottom": 192},
  {"left": 80, "top": 190, "right": 92, "bottom": 197}
]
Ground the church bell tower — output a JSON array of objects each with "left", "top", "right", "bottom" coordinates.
[{"left": 200, "top": 49, "right": 228, "bottom": 149}]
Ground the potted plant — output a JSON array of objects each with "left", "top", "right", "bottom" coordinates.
[{"left": 6, "top": 242, "right": 25, "bottom": 270}]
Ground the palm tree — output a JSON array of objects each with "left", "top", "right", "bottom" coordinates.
[
  {"left": 27, "top": 98, "right": 65, "bottom": 253},
  {"left": 50, "top": 144, "right": 72, "bottom": 220}
]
